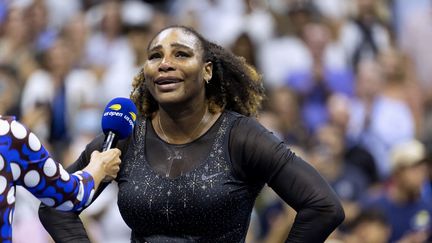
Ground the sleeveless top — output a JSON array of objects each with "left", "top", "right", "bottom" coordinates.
[{"left": 117, "top": 111, "right": 263, "bottom": 242}]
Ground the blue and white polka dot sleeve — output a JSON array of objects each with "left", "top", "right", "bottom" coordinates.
[{"left": 0, "top": 117, "right": 96, "bottom": 211}]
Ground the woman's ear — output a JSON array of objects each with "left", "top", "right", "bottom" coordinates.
[{"left": 203, "top": 61, "right": 213, "bottom": 83}]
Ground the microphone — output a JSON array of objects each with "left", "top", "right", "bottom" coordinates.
[{"left": 101, "top": 97, "right": 138, "bottom": 151}]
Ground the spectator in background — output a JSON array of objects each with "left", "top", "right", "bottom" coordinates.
[
  {"left": 265, "top": 86, "right": 309, "bottom": 146},
  {"left": 170, "top": 0, "right": 275, "bottom": 48},
  {"left": 338, "top": 0, "right": 391, "bottom": 70},
  {"left": 20, "top": 37, "right": 99, "bottom": 159},
  {"left": 309, "top": 124, "right": 368, "bottom": 227},
  {"left": 347, "top": 55, "right": 415, "bottom": 180},
  {"left": 398, "top": 0, "right": 432, "bottom": 96},
  {"left": 285, "top": 20, "right": 354, "bottom": 133},
  {"left": 0, "top": 5, "right": 38, "bottom": 82},
  {"left": 85, "top": 0, "right": 136, "bottom": 103},
  {"left": 398, "top": 1, "right": 432, "bottom": 141},
  {"left": 342, "top": 209, "right": 391, "bottom": 243},
  {"left": 231, "top": 32, "right": 258, "bottom": 68},
  {"left": 327, "top": 93, "right": 378, "bottom": 187},
  {"left": 362, "top": 139, "right": 432, "bottom": 243},
  {"left": 61, "top": 12, "right": 92, "bottom": 69},
  {"left": 26, "top": 0, "right": 57, "bottom": 52},
  {"left": 311, "top": 0, "right": 351, "bottom": 25},
  {"left": 0, "top": 65, "right": 21, "bottom": 118},
  {"left": 258, "top": 0, "right": 321, "bottom": 87},
  {"left": 378, "top": 48, "right": 422, "bottom": 136},
  {"left": 122, "top": 0, "right": 156, "bottom": 74},
  {"left": 43, "top": 0, "right": 81, "bottom": 29},
  {"left": 271, "top": 0, "right": 321, "bottom": 38},
  {"left": 237, "top": 0, "right": 276, "bottom": 46}
]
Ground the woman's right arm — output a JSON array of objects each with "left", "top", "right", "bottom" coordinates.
[{"left": 38, "top": 134, "right": 111, "bottom": 243}]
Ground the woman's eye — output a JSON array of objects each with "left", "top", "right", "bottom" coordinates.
[
  {"left": 148, "top": 53, "right": 161, "bottom": 60},
  {"left": 175, "top": 51, "right": 190, "bottom": 58}
]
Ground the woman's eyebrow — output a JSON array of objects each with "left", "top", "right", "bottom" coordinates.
[
  {"left": 149, "top": 43, "right": 194, "bottom": 52},
  {"left": 171, "top": 43, "right": 194, "bottom": 51}
]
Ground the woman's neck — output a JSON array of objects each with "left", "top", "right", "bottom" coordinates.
[{"left": 155, "top": 102, "right": 215, "bottom": 144}]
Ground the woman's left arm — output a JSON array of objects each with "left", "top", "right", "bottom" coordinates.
[{"left": 229, "top": 117, "right": 345, "bottom": 243}]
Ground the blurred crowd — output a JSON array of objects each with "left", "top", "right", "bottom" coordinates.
[{"left": 1, "top": 0, "right": 432, "bottom": 242}]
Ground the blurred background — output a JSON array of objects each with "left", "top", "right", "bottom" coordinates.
[{"left": 2, "top": 0, "right": 432, "bottom": 242}]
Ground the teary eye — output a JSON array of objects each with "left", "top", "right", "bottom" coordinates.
[
  {"left": 148, "top": 53, "right": 162, "bottom": 60},
  {"left": 175, "top": 51, "right": 190, "bottom": 58}
]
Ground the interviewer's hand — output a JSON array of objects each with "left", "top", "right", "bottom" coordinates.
[
  {"left": 84, "top": 149, "right": 122, "bottom": 188},
  {"left": 92, "top": 149, "right": 122, "bottom": 179}
]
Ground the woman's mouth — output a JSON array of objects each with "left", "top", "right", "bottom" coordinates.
[{"left": 154, "top": 77, "right": 183, "bottom": 91}]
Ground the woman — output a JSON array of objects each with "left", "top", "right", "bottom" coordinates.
[
  {"left": 0, "top": 116, "right": 121, "bottom": 242},
  {"left": 39, "top": 26, "right": 344, "bottom": 242}
]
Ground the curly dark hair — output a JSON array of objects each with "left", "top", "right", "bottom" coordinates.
[{"left": 130, "top": 25, "right": 265, "bottom": 117}]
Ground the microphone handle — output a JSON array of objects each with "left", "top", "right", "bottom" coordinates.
[
  {"left": 101, "top": 131, "right": 119, "bottom": 182},
  {"left": 102, "top": 131, "right": 118, "bottom": 151}
]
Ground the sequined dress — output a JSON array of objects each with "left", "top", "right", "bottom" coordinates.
[
  {"left": 39, "top": 111, "right": 344, "bottom": 243},
  {"left": 118, "top": 111, "right": 261, "bottom": 242}
]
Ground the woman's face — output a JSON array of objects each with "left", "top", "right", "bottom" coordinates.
[{"left": 144, "top": 28, "right": 212, "bottom": 106}]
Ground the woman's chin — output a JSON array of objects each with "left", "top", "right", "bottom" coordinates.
[{"left": 156, "top": 92, "right": 186, "bottom": 105}]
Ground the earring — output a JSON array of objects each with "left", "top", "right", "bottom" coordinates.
[{"left": 205, "top": 79, "right": 209, "bottom": 84}]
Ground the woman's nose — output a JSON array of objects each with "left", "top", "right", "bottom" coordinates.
[{"left": 158, "top": 58, "right": 175, "bottom": 72}]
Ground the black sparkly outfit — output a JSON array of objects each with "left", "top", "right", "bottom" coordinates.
[{"left": 39, "top": 111, "right": 344, "bottom": 243}]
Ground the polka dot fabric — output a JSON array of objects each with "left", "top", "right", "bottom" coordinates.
[{"left": 0, "top": 116, "right": 96, "bottom": 242}]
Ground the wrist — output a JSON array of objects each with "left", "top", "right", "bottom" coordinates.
[{"left": 83, "top": 163, "right": 105, "bottom": 188}]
